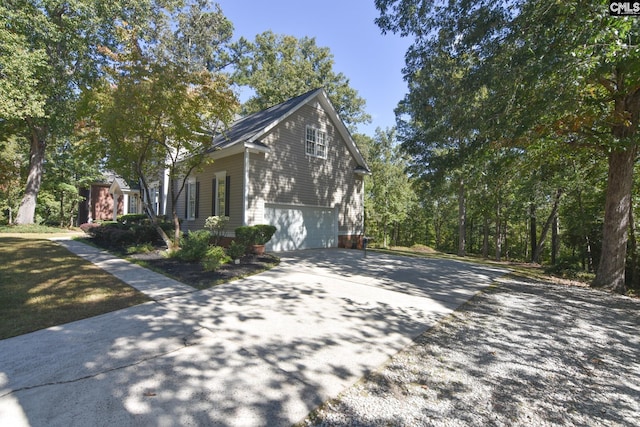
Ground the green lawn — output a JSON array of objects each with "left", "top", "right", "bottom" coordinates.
[{"left": 0, "top": 235, "right": 149, "bottom": 340}]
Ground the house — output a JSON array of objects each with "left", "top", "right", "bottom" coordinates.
[
  {"left": 78, "top": 172, "right": 142, "bottom": 223},
  {"left": 173, "top": 88, "right": 370, "bottom": 251}
]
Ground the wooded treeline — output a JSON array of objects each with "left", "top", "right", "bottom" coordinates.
[{"left": 363, "top": 0, "right": 640, "bottom": 293}]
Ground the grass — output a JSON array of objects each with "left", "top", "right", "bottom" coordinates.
[
  {"left": 0, "top": 235, "right": 150, "bottom": 340},
  {"left": 372, "top": 245, "right": 595, "bottom": 286},
  {"left": 0, "top": 223, "right": 81, "bottom": 235}
]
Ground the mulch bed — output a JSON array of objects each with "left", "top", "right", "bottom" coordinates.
[{"left": 130, "top": 251, "right": 279, "bottom": 289}]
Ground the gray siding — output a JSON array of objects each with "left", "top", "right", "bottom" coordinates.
[{"left": 247, "top": 101, "right": 364, "bottom": 235}]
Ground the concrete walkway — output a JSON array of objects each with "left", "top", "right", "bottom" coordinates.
[
  {"left": 0, "top": 242, "right": 508, "bottom": 427},
  {"left": 52, "top": 238, "right": 196, "bottom": 300}
]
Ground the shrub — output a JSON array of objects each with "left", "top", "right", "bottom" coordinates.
[
  {"left": 234, "top": 224, "right": 277, "bottom": 247},
  {"left": 253, "top": 224, "right": 276, "bottom": 245},
  {"left": 204, "top": 216, "right": 229, "bottom": 246},
  {"left": 226, "top": 240, "right": 245, "bottom": 260},
  {"left": 176, "top": 230, "right": 212, "bottom": 261},
  {"left": 79, "top": 222, "right": 100, "bottom": 234},
  {"left": 129, "top": 224, "right": 160, "bottom": 244},
  {"left": 118, "top": 214, "right": 148, "bottom": 225},
  {"left": 82, "top": 219, "right": 166, "bottom": 249},
  {"left": 201, "top": 245, "right": 230, "bottom": 272},
  {"left": 125, "top": 243, "right": 155, "bottom": 254},
  {"left": 234, "top": 226, "right": 255, "bottom": 251}
]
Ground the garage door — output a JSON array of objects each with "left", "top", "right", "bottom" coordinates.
[{"left": 264, "top": 204, "right": 337, "bottom": 251}]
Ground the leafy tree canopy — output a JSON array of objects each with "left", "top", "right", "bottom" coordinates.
[
  {"left": 80, "top": 3, "right": 238, "bottom": 249},
  {"left": 376, "top": 0, "right": 640, "bottom": 292},
  {"left": 232, "top": 30, "right": 370, "bottom": 128}
]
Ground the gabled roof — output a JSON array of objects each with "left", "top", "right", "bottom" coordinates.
[
  {"left": 209, "top": 88, "right": 370, "bottom": 172},
  {"left": 210, "top": 88, "right": 321, "bottom": 150}
]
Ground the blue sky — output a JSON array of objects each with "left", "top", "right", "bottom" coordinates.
[{"left": 216, "top": 0, "right": 412, "bottom": 135}]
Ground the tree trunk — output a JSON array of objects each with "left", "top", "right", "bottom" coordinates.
[
  {"left": 139, "top": 177, "right": 174, "bottom": 250},
  {"left": 576, "top": 189, "right": 594, "bottom": 272},
  {"left": 529, "top": 203, "right": 537, "bottom": 262},
  {"left": 59, "top": 193, "right": 64, "bottom": 228},
  {"left": 593, "top": 146, "right": 637, "bottom": 293},
  {"left": 628, "top": 204, "right": 638, "bottom": 289},
  {"left": 16, "top": 124, "right": 47, "bottom": 224},
  {"left": 551, "top": 213, "right": 559, "bottom": 265},
  {"left": 532, "top": 189, "right": 563, "bottom": 263},
  {"left": 482, "top": 216, "right": 489, "bottom": 258},
  {"left": 495, "top": 202, "right": 502, "bottom": 261},
  {"left": 458, "top": 178, "right": 466, "bottom": 257}
]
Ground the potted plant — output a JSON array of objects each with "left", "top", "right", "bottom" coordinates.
[
  {"left": 235, "top": 225, "right": 276, "bottom": 255},
  {"left": 251, "top": 224, "right": 276, "bottom": 255}
]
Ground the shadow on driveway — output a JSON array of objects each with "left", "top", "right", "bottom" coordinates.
[{"left": 0, "top": 249, "right": 508, "bottom": 427}]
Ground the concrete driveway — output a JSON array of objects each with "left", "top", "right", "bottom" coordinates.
[{"left": 0, "top": 249, "right": 507, "bottom": 426}]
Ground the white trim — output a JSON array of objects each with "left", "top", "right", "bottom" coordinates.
[
  {"left": 361, "top": 175, "right": 365, "bottom": 236},
  {"left": 305, "top": 125, "right": 328, "bottom": 159},
  {"left": 264, "top": 202, "right": 334, "bottom": 210},
  {"left": 243, "top": 148, "right": 249, "bottom": 226},
  {"left": 315, "top": 90, "right": 369, "bottom": 172},
  {"left": 214, "top": 171, "right": 226, "bottom": 216},
  {"left": 208, "top": 141, "right": 271, "bottom": 160},
  {"left": 186, "top": 177, "right": 197, "bottom": 221},
  {"left": 162, "top": 168, "right": 169, "bottom": 216}
]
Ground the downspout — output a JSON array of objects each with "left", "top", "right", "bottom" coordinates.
[
  {"left": 361, "top": 173, "right": 366, "bottom": 247},
  {"left": 161, "top": 167, "right": 170, "bottom": 216},
  {"left": 243, "top": 147, "right": 249, "bottom": 226}
]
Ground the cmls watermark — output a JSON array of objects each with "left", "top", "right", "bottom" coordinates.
[{"left": 609, "top": 1, "right": 640, "bottom": 15}]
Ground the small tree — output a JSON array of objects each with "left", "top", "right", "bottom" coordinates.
[{"left": 80, "top": 28, "right": 238, "bottom": 249}]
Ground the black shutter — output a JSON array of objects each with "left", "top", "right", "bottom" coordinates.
[
  {"left": 195, "top": 182, "right": 200, "bottom": 218},
  {"left": 184, "top": 184, "right": 189, "bottom": 219},
  {"left": 225, "top": 176, "right": 231, "bottom": 216},
  {"left": 212, "top": 179, "right": 216, "bottom": 215}
]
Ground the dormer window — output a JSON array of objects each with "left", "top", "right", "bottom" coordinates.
[{"left": 306, "top": 126, "right": 327, "bottom": 159}]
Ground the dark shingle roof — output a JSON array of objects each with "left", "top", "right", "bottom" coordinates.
[{"left": 209, "top": 88, "right": 323, "bottom": 151}]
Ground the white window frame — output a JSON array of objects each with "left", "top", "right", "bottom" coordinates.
[
  {"left": 186, "top": 178, "right": 197, "bottom": 220},
  {"left": 215, "top": 171, "right": 226, "bottom": 216},
  {"left": 305, "top": 125, "right": 327, "bottom": 159},
  {"left": 128, "top": 194, "right": 138, "bottom": 214}
]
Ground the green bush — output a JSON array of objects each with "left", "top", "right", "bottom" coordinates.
[
  {"left": 82, "top": 218, "right": 172, "bottom": 249},
  {"left": 234, "top": 226, "right": 255, "bottom": 253},
  {"left": 201, "top": 246, "right": 230, "bottom": 272},
  {"left": 126, "top": 243, "right": 155, "bottom": 254},
  {"left": 234, "top": 224, "right": 277, "bottom": 247},
  {"left": 129, "top": 224, "right": 160, "bottom": 244},
  {"left": 253, "top": 224, "right": 276, "bottom": 245},
  {"left": 118, "top": 214, "right": 148, "bottom": 224},
  {"left": 176, "top": 230, "right": 212, "bottom": 261},
  {"left": 226, "top": 240, "right": 245, "bottom": 260},
  {"left": 204, "top": 216, "right": 229, "bottom": 246}
]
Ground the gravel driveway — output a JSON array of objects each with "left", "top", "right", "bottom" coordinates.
[{"left": 302, "top": 276, "right": 640, "bottom": 426}]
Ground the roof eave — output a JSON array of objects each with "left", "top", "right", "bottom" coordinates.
[
  {"left": 354, "top": 167, "right": 372, "bottom": 176},
  {"left": 207, "top": 140, "right": 271, "bottom": 160},
  {"left": 315, "top": 90, "right": 370, "bottom": 171},
  {"left": 247, "top": 88, "right": 323, "bottom": 144}
]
